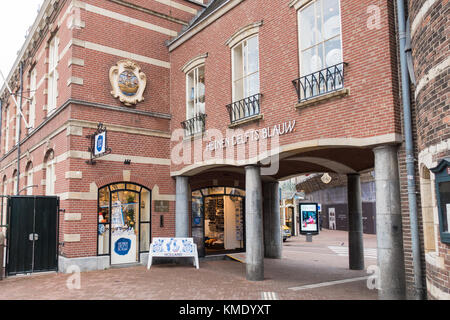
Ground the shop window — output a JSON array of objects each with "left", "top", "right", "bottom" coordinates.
[
  {"left": 47, "top": 36, "right": 59, "bottom": 115},
  {"left": 28, "top": 68, "right": 37, "bottom": 131},
  {"left": 97, "top": 183, "right": 151, "bottom": 261},
  {"left": 295, "top": 0, "right": 345, "bottom": 101},
  {"left": 431, "top": 159, "right": 450, "bottom": 244}
]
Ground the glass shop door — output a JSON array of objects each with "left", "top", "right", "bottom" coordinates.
[{"left": 110, "top": 190, "right": 139, "bottom": 265}]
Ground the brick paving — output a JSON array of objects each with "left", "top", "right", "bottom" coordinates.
[{"left": 0, "top": 230, "right": 378, "bottom": 300}]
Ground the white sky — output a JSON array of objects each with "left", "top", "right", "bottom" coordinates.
[{"left": 0, "top": 0, "right": 44, "bottom": 81}]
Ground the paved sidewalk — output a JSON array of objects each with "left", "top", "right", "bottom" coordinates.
[{"left": 0, "top": 230, "right": 378, "bottom": 300}]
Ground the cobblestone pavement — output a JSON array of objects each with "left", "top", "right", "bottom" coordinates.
[{"left": 0, "top": 230, "right": 378, "bottom": 300}]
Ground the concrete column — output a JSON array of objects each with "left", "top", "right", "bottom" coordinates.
[
  {"left": 373, "top": 145, "right": 406, "bottom": 300},
  {"left": 245, "top": 165, "right": 264, "bottom": 281},
  {"left": 175, "top": 176, "right": 190, "bottom": 237},
  {"left": 263, "top": 182, "right": 282, "bottom": 259},
  {"left": 347, "top": 173, "right": 364, "bottom": 270}
]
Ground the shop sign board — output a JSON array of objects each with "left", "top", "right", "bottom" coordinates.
[
  {"left": 299, "top": 203, "right": 319, "bottom": 235},
  {"left": 86, "top": 123, "right": 111, "bottom": 164}
]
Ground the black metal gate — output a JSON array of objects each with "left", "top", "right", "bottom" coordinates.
[{"left": 6, "top": 196, "right": 59, "bottom": 276}]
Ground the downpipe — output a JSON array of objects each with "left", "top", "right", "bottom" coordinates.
[{"left": 396, "top": 0, "right": 425, "bottom": 300}]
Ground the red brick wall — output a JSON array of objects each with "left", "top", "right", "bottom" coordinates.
[{"left": 169, "top": 0, "right": 402, "bottom": 173}]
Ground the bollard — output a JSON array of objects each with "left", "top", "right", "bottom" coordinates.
[
  {"left": 0, "top": 233, "right": 4, "bottom": 280},
  {"left": 306, "top": 234, "right": 313, "bottom": 242}
]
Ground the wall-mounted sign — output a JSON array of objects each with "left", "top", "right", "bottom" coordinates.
[
  {"left": 110, "top": 59, "right": 147, "bottom": 106},
  {"left": 86, "top": 123, "right": 112, "bottom": 165},
  {"left": 154, "top": 200, "right": 170, "bottom": 213},
  {"left": 299, "top": 203, "right": 319, "bottom": 235},
  {"left": 205, "top": 120, "right": 296, "bottom": 152}
]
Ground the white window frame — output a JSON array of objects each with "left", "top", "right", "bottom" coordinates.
[
  {"left": 231, "top": 35, "right": 260, "bottom": 103},
  {"left": 29, "top": 68, "right": 37, "bottom": 131},
  {"left": 26, "top": 165, "right": 34, "bottom": 196},
  {"left": 45, "top": 158, "right": 56, "bottom": 196},
  {"left": 13, "top": 172, "right": 18, "bottom": 195},
  {"left": 186, "top": 65, "right": 206, "bottom": 120},
  {"left": 297, "top": 0, "right": 343, "bottom": 77},
  {"left": 47, "top": 36, "right": 59, "bottom": 115},
  {"left": 4, "top": 107, "right": 9, "bottom": 153}
]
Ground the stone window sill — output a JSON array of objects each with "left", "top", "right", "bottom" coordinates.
[
  {"left": 295, "top": 88, "right": 350, "bottom": 109},
  {"left": 228, "top": 114, "right": 264, "bottom": 128}
]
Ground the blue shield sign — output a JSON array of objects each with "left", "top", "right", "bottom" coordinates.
[{"left": 114, "top": 238, "right": 132, "bottom": 256}]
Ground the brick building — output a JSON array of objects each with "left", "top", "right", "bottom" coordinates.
[
  {"left": 0, "top": 0, "right": 447, "bottom": 300},
  {"left": 408, "top": 0, "right": 450, "bottom": 300}
]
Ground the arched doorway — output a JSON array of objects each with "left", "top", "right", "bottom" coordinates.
[
  {"left": 97, "top": 182, "right": 151, "bottom": 265},
  {"left": 192, "top": 187, "right": 246, "bottom": 257}
]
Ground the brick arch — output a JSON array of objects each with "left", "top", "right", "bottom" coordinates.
[{"left": 94, "top": 174, "right": 154, "bottom": 191}]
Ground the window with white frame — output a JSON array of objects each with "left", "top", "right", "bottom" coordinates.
[
  {"left": 232, "top": 35, "right": 260, "bottom": 103},
  {"left": 26, "top": 163, "right": 33, "bottom": 196},
  {"left": 4, "top": 107, "right": 9, "bottom": 153},
  {"left": 29, "top": 68, "right": 37, "bottom": 130},
  {"left": 12, "top": 171, "right": 17, "bottom": 195},
  {"left": 15, "top": 105, "right": 20, "bottom": 145},
  {"left": 186, "top": 65, "right": 205, "bottom": 120},
  {"left": 45, "top": 152, "right": 56, "bottom": 195},
  {"left": 298, "top": 0, "right": 342, "bottom": 76},
  {"left": 47, "top": 36, "right": 59, "bottom": 114}
]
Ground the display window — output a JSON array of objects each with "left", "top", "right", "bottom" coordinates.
[{"left": 97, "top": 183, "right": 151, "bottom": 264}]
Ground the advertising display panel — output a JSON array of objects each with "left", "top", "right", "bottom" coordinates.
[{"left": 299, "top": 203, "right": 319, "bottom": 235}]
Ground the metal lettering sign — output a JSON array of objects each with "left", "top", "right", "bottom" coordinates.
[
  {"left": 86, "top": 123, "right": 112, "bottom": 164},
  {"left": 299, "top": 203, "right": 319, "bottom": 235}
]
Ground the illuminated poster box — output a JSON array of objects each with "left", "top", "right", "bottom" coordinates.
[{"left": 299, "top": 203, "right": 319, "bottom": 235}]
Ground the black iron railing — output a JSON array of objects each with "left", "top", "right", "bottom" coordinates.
[
  {"left": 181, "top": 113, "right": 207, "bottom": 137},
  {"left": 292, "top": 62, "right": 347, "bottom": 103},
  {"left": 226, "top": 93, "right": 262, "bottom": 124}
]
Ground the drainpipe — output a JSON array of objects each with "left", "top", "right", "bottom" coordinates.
[
  {"left": 16, "top": 62, "right": 23, "bottom": 196},
  {"left": 396, "top": 0, "right": 425, "bottom": 300}
]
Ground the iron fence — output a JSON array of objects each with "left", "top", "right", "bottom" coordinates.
[
  {"left": 226, "top": 93, "right": 262, "bottom": 124},
  {"left": 181, "top": 113, "right": 207, "bottom": 137}
]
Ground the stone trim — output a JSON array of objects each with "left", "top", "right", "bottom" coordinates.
[
  {"left": 411, "top": 0, "right": 438, "bottom": 37},
  {"left": 64, "top": 234, "right": 81, "bottom": 242},
  {"left": 64, "top": 212, "right": 82, "bottom": 221},
  {"left": 289, "top": 0, "right": 313, "bottom": 10},
  {"left": 181, "top": 53, "right": 208, "bottom": 73},
  {"left": 225, "top": 21, "right": 263, "bottom": 48},
  {"left": 169, "top": 0, "right": 246, "bottom": 52},
  {"left": 170, "top": 133, "right": 403, "bottom": 176},
  {"left": 414, "top": 56, "right": 450, "bottom": 99},
  {"left": 65, "top": 171, "right": 83, "bottom": 179},
  {"left": 71, "top": 38, "right": 171, "bottom": 69},
  {"left": 67, "top": 77, "right": 84, "bottom": 86},
  {"left": 68, "top": 58, "right": 85, "bottom": 67},
  {"left": 295, "top": 88, "right": 350, "bottom": 109},
  {"left": 228, "top": 114, "right": 263, "bottom": 128},
  {"left": 74, "top": 1, "right": 178, "bottom": 36}
]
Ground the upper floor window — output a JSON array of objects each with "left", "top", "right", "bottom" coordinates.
[
  {"left": 186, "top": 65, "right": 205, "bottom": 119},
  {"left": 47, "top": 36, "right": 59, "bottom": 114},
  {"left": 44, "top": 150, "right": 56, "bottom": 195},
  {"left": 232, "top": 35, "right": 260, "bottom": 103},
  {"left": 182, "top": 61, "right": 207, "bottom": 137},
  {"left": 26, "top": 162, "right": 34, "bottom": 196},
  {"left": 227, "top": 35, "right": 261, "bottom": 124},
  {"left": 29, "top": 68, "right": 37, "bottom": 131},
  {"left": 4, "top": 106, "right": 10, "bottom": 153},
  {"left": 294, "top": 0, "right": 345, "bottom": 102}
]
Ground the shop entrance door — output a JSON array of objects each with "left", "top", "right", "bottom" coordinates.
[{"left": 110, "top": 190, "right": 139, "bottom": 265}]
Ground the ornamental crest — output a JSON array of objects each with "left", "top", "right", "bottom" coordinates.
[{"left": 109, "top": 60, "right": 146, "bottom": 106}]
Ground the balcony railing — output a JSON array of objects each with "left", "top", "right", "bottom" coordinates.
[
  {"left": 226, "top": 93, "right": 262, "bottom": 124},
  {"left": 292, "top": 62, "right": 347, "bottom": 103},
  {"left": 181, "top": 113, "right": 207, "bottom": 137}
]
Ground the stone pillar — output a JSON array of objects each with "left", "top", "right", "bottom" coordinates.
[
  {"left": 373, "top": 145, "right": 406, "bottom": 300},
  {"left": 263, "top": 182, "right": 282, "bottom": 259},
  {"left": 175, "top": 176, "right": 190, "bottom": 238},
  {"left": 245, "top": 165, "right": 264, "bottom": 281},
  {"left": 347, "top": 173, "right": 364, "bottom": 270}
]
